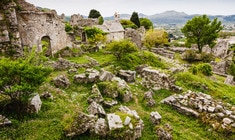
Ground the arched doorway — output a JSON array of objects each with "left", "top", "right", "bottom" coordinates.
[{"left": 41, "top": 36, "right": 52, "bottom": 57}]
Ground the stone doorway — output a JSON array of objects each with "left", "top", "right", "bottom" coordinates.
[{"left": 41, "top": 36, "right": 52, "bottom": 57}]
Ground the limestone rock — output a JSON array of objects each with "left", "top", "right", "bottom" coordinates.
[
  {"left": 87, "top": 102, "right": 106, "bottom": 117},
  {"left": 99, "top": 70, "right": 114, "bottom": 81},
  {"left": 119, "top": 106, "right": 140, "bottom": 120},
  {"left": 74, "top": 69, "right": 100, "bottom": 83},
  {"left": 29, "top": 94, "right": 42, "bottom": 113},
  {"left": 224, "top": 75, "right": 234, "bottom": 85},
  {"left": 87, "top": 84, "right": 103, "bottom": 103},
  {"left": 122, "top": 90, "right": 133, "bottom": 103},
  {"left": 65, "top": 112, "right": 96, "bottom": 137},
  {"left": 156, "top": 127, "right": 173, "bottom": 140},
  {"left": 53, "top": 75, "right": 70, "bottom": 88},
  {"left": 107, "top": 113, "right": 123, "bottom": 130},
  {"left": 93, "top": 118, "right": 108, "bottom": 136},
  {"left": 150, "top": 111, "right": 162, "bottom": 125},
  {"left": 103, "top": 99, "right": 118, "bottom": 108},
  {"left": 124, "top": 116, "right": 131, "bottom": 125},
  {"left": 223, "top": 118, "right": 233, "bottom": 125},
  {"left": 118, "top": 70, "right": 136, "bottom": 82}
]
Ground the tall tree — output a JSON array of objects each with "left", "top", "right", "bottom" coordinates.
[
  {"left": 88, "top": 9, "right": 101, "bottom": 18},
  {"left": 130, "top": 12, "right": 140, "bottom": 28},
  {"left": 181, "top": 15, "right": 223, "bottom": 53}
]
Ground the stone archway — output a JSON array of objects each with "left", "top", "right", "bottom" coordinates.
[{"left": 41, "top": 36, "right": 52, "bottom": 57}]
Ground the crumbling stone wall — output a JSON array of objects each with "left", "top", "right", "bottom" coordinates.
[
  {"left": 70, "top": 14, "right": 98, "bottom": 27},
  {"left": 0, "top": 0, "right": 73, "bottom": 56}
]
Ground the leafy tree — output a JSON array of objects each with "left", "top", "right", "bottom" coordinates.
[
  {"left": 130, "top": 12, "right": 140, "bottom": 28},
  {"left": 88, "top": 9, "right": 101, "bottom": 18},
  {"left": 120, "top": 19, "right": 138, "bottom": 29},
  {"left": 140, "top": 18, "right": 153, "bottom": 30},
  {"left": 106, "top": 39, "right": 138, "bottom": 60},
  {"left": 0, "top": 49, "right": 52, "bottom": 117},
  {"left": 98, "top": 16, "right": 104, "bottom": 25},
  {"left": 143, "top": 29, "right": 169, "bottom": 50},
  {"left": 84, "top": 27, "right": 106, "bottom": 46},
  {"left": 181, "top": 15, "right": 223, "bottom": 53}
]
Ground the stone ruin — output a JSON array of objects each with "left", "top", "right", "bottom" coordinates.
[
  {"left": 0, "top": 0, "right": 73, "bottom": 57},
  {"left": 161, "top": 90, "right": 235, "bottom": 133}
]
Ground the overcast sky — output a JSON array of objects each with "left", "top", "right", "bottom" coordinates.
[{"left": 26, "top": 0, "right": 235, "bottom": 17}]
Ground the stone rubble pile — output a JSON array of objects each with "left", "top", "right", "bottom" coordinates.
[
  {"left": 161, "top": 90, "right": 235, "bottom": 132},
  {"left": 152, "top": 48, "right": 175, "bottom": 59},
  {"left": 137, "top": 66, "right": 182, "bottom": 92}
]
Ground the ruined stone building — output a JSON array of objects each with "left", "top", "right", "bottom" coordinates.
[
  {"left": 0, "top": 0, "right": 73, "bottom": 57},
  {"left": 94, "top": 20, "right": 125, "bottom": 42}
]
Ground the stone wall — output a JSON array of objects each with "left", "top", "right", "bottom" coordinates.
[
  {"left": 0, "top": 0, "right": 73, "bottom": 56},
  {"left": 70, "top": 14, "right": 98, "bottom": 27}
]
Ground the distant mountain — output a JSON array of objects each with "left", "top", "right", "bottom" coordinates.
[{"left": 104, "top": 10, "right": 235, "bottom": 25}]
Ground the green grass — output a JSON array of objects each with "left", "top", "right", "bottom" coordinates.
[{"left": 1, "top": 50, "right": 235, "bottom": 139}]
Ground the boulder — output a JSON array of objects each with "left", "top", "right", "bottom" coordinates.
[
  {"left": 87, "top": 84, "right": 103, "bottom": 103},
  {"left": 122, "top": 90, "right": 133, "bottom": 103},
  {"left": 144, "top": 90, "right": 154, "bottom": 99},
  {"left": 150, "top": 111, "right": 162, "bottom": 125},
  {"left": 99, "top": 70, "right": 114, "bottom": 81},
  {"left": 118, "top": 70, "right": 136, "bottom": 82},
  {"left": 119, "top": 106, "right": 140, "bottom": 120},
  {"left": 107, "top": 113, "right": 123, "bottom": 131},
  {"left": 124, "top": 116, "right": 131, "bottom": 125},
  {"left": 92, "top": 118, "right": 108, "bottom": 136},
  {"left": 53, "top": 75, "right": 70, "bottom": 88},
  {"left": 74, "top": 69, "right": 100, "bottom": 83},
  {"left": 87, "top": 102, "right": 106, "bottom": 117},
  {"left": 29, "top": 94, "right": 42, "bottom": 113},
  {"left": 65, "top": 112, "right": 96, "bottom": 137}
]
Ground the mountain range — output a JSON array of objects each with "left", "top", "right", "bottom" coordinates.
[{"left": 105, "top": 10, "right": 235, "bottom": 25}]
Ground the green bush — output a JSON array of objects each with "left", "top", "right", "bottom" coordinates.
[
  {"left": 65, "top": 22, "right": 73, "bottom": 32},
  {"left": 228, "top": 62, "right": 235, "bottom": 80},
  {"left": 190, "top": 63, "right": 213, "bottom": 76}
]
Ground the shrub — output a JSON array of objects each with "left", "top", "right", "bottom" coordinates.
[
  {"left": 182, "top": 50, "right": 197, "bottom": 63},
  {"left": 65, "top": 22, "right": 73, "bottom": 32},
  {"left": 190, "top": 63, "right": 213, "bottom": 76},
  {"left": 200, "top": 52, "right": 215, "bottom": 63},
  {"left": 106, "top": 39, "right": 138, "bottom": 60},
  {"left": 227, "top": 62, "right": 235, "bottom": 80}
]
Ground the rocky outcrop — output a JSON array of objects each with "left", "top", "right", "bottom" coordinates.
[
  {"left": 99, "top": 70, "right": 114, "bottom": 81},
  {"left": 161, "top": 91, "right": 235, "bottom": 133},
  {"left": 53, "top": 75, "right": 70, "bottom": 88},
  {"left": 91, "top": 118, "right": 108, "bottom": 136},
  {"left": 152, "top": 48, "right": 175, "bottom": 59},
  {"left": 125, "top": 28, "right": 143, "bottom": 48},
  {"left": 87, "top": 84, "right": 104, "bottom": 103},
  {"left": 210, "top": 61, "right": 230, "bottom": 75}
]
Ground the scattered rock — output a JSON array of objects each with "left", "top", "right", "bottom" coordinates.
[
  {"left": 87, "top": 84, "right": 103, "bottom": 103},
  {"left": 92, "top": 118, "right": 108, "bottom": 136},
  {"left": 99, "top": 70, "right": 114, "bottom": 81},
  {"left": 40, "top": 91, "right": 53, "bottom": 100},
  {"left": 103, "top": 99, "right": 118, "bottom": 108},
  {"left": 124, "top": 116, "right": 131, "bottom": 125},
  {"left": 53, "top": 75, "right": 70, "bottom": 88},
  {"left": 119, "top": 106, "right": 140, "bottom": 120},
  {"left": 29, "top": 94, "right": 42, "bottom": 113},
  {"left": 150, "top": 111, "right": 162, "bottom": 125},
  {"left": 118, "top": 69, "right": 136, "bottom": 82},
  {"left": 156, "top": 126, "right": 173, "bottom": 140},
  {"left": 224, "top": 75, "right": 234, "bottom": 85},
  {"left": 87, "top": 102, "right": 106, "bottom": 117},
  {"left": 107, "top": 113, "right": 123, "bottom": 131},
  {"left": 65, "top": 112, "right": 96, "bottom": 137},
  {"left": 74, "top": 69, "right": 100, "bottom": 83}
]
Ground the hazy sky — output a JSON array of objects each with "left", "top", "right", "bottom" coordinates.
[{"left": 26, "top": 0, "right": 235, "bottom": 16}]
